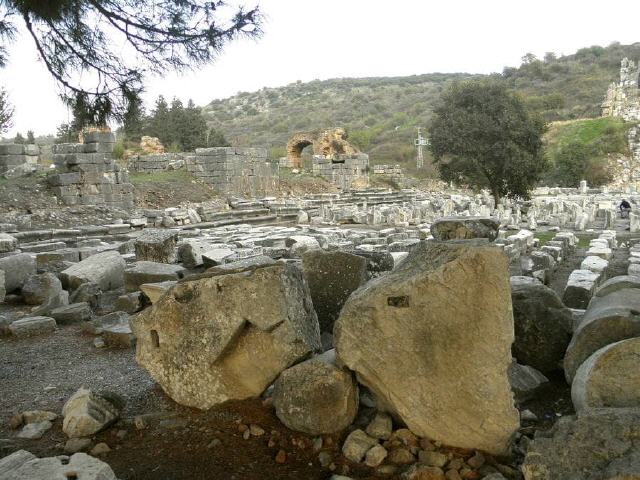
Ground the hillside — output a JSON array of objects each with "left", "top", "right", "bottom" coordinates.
[{"left": 202, "top": 42, "right": 640, "bottom": 172}]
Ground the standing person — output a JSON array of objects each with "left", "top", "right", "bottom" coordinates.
[{"left": 620, "top": 199, "right": 632, "bottom": 218}]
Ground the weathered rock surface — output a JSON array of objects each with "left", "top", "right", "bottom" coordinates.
[
  {"left": 60, "top": 251, "right": 125, "bottom": 291},
  {"left": 21, "top": 273, "right": 63, "bottom": 306},
  {"left": 302, "top": 250, "right": 367, "bottom": 332},
  {"left": 0, "top": 270, "right": 4, "bottom": 302},
  {"left": 50, "top": 302, "right": 92, "bottom": 324},
  {"left": 124, "top": 261, "right": 184, "bottom": 292},
  {"left": 508, "top": 362, "right": 549, "bottom": 403},
  {"left": 134, "top": 228, "right": 179, "bottom": 263},
  {"left": 9, "top": 316, "right": 56, "bottom": 338},
  {"left": 510, "top": 278, "right": 573, "bottom": 373},
  {"left": 562, "top": 269, "right": 600, "bottom": 309},
  {"left": 564, "top": 288, "right": 640, "bottom": 382},
  {"left": 62, "top": 388, "right": 121, "bottom": 438},
  {"left": 430, "top": 217, "right": 500, "bottom": 242},
  {"left": 273, "top": 359, "right": 358, "bottom": 435},
  {"left": 0, "top": 253, "right": 36, "bottom": 292},
  {"left": 131, "top": 262, "right": 321, "bottom": 409},
  {"left": 572, "top": 337, "right": 640, "bottom": 411},
  {"left": 595, "top": 275, "right": 640, "bottom": 297},
  {"left": 522, "top": 408, "right": 640, "bottom": 480},
  {"left": 139, "top": 280, "right": 176, "bottom": 304},
  {"left": 334, "top": 241, "right": 518, "bottom": 455},
  {"left": 342, "top": 429, "right": 379, "bottom": 463},
  {"left": 0, "top": 450, "right": 116, "bottom": 480}
]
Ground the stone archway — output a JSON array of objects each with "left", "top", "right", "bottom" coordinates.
[{"left": 286, "top": 133, "right": 316, "bottom": 169}]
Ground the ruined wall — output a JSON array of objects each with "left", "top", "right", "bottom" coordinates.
[
  {"left": 0, "top": 144, "right": 40, "bottom": 178},
  {"left": 287, "top": 128, "right": 359, "bottom": 169},
  {"left": 602, "top": 58, "right": 640, "bottom": 121},
  {"left": 49, "top": 132, "right": 134, "bottom": 209},
  {"left": 128, "top": 153, "right": 187, "bottom": 173},
  {"left": 312, "top": 153, "right": 369, "bottom": 190},
  {"left": 187, "top": 147, "right": 276, "bottom": 196}
]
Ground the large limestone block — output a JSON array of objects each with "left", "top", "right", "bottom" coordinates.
[
  {"left": 273, "top": 359, "right": 358, "bottom": 435},
  {"left": 522, "top": 408, "right": 640, "bottom": 480},
  {"left": 302, "top": 250, "right": 367, "bottom": 333},
  {"left": 564, "top": 288, "right": 640, "bottom": 382},
  {"left": 572, "top": 337, "right": 640, "bottom": 411},
  {"left": 131, "top": 263, "right": 321, "bottom": 409},
  {"left": 430, "top": 217, "right": 499, "bottom": 242},
  {"left": 562, "top": 269, "right": 600, "bottom": 309},
  {"left": 510, "top": 278, "right": 573, "bottom": 373},
  {"left": 21, "top": 273, "right": 63, "bottom": 305},
  {"left": 62, "top": 388, "right": 121, "bottom": 438},
  {"left": 9, "top": 316, "right": 56, "bottom": 338},
  {"left": 124, "top": 261, "right": 184, "bottom": 292},
  {"left": 134, "top": 228, "right": 179, "bottom": 263},
  {"left": 0, "top": 253, "right": 36, "bottom": 292},
  {"left": 0, "top": 233, "right": 17, "bottom": 253},
  {"left": 60, "top": 251, "right": 125, "bottom": 291},
  {"left": 334, "top": 241, "right": 519, "bottom": 455}
]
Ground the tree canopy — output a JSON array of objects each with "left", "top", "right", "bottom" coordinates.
[
  {"left": 429, "top": 80, "right": 548, "bottom": 207},
  {"left": 0, "top": 0, "right": 262, "bottom": 124},
  {"left": 143, "top": 95, "right": 209, "bottom": 151},
  {"left": 0, "top": 87, "right": 13, "bottom": 133}
]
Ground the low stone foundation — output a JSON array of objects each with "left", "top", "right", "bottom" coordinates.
[
  {"left": 0, "top": 144, "right": 40, "bottom": 177},
  {"left": 128, "top": 153, "right": 188, "bottom": 173},
  {"left": 311, "top": 153, "right": 369, "bottom": 189}
]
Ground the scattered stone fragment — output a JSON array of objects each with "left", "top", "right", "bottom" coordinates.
[
  {"left": 114, "top": 291, "right": 143, "bottom": 313},
  {"left": 124, "top": 261, "right": 185, "bottom": 292},
  {"left": 21, "top": 273, "right": 62, "bottom": 306},
  {"left": 16, "top": 421, "right": 52, "bottom": 439},
  {"left": 60, "top": 250, "right": 125, "bottom": 291},
  {"left": 508, "top": 362, "right": 549, "bottom": 403},
  {"left": 364, "top": 444, "right": 388, "bottom": 467},
  {"left": 90, "top": 442, "right": 111, "bottom": 456},
  {"left": 50, "top": 302, "right": 92, "bottom": 324},
  {"left": 64, "top": 437, "right": 92, "bottom": 454},
  {"left": 0, "top": 451, "right": 116, "bottom": 479},
  {"left": 365, "top": 412, "right": 393, "bottom": 440},
  {"left": 134, "top": 228, "right": 179, "bottom": 263},
  {"left": 139, "top": 280, "right": 176, "bottom": 304},
  {"left": 9, "top": 316, "right": 56, "bottom": 338},
  {"left": 430, "top": 217, "right": 499, "bottom": 242},
  {"left": 419, "top": 450, "right": 448, "bottom": 468},
  {"left": 402, "top": 464, "right": 446, "bottom": 480},
  {"left": 273, "top": 359, "right": 358, "bottom": 435},
  {"left": 0, "top": 253, "right": 36, "bottom": 292},
  {"left": 342, "top": 429, "right": 379, "bottom": 463},
  {"left": 22, "top": 411, "right": 57, "bottom": 424},
  {"left": 62, "top": 388, "right": 121, "bottom": 438},
  {"left": 387, "top": 447, "right": 415, "bottom": 465},
  {"left": 275, "top": 449, "right": 287, "bottom": 464}
]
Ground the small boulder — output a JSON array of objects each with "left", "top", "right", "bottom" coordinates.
[
  {"left": 0, "top": 253, "right": 36, "bottom": 293},
  {"left": 134, "top": 228, "right": 179, "bottom": 263},
  {"left": 21, "top": 273, "right": 62, "bottom": 306},
  {"left": 430, "top": 217, "right": 499, "bottom": 242},
  {"left": 342, "top": 429, "right": 379, "bottom": 463},
  {"left": 60, "top": 251, "right": 125, "bottom": 291},
  {"left": 62, "top": 388, "right": 121, "bottom": 438}
]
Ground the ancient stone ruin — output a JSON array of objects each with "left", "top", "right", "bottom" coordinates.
[
  {"left": 49, "top": 131, "right": 134, "bottom": 209},
  {"left": 602, "top": 57, "right": 640, "bottom": 121},
  {"left": 0, "top": 143, "right": 39, "bottom": 178},
  {"left": 285, "top": 127, "right": 359, "bottom": 169}
]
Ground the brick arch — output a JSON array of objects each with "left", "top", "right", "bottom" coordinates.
[
  {"left": 286, "top": 128, "right": 359, "bottom": 169},
  {"left": 286, "top": 133, "right": 318, "bottom": 169}
]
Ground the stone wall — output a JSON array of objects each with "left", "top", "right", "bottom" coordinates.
[
  {"left": 602, "top": 58, "right": 640, "bottom": 121},
  {"left": 48, "top": 132, "right": 134, "bottom": 209},
  {"left": 0, "top": 144, "right": 40, "bottom": 178},
  {"left": 128, "top": 153, "right": 188, "bottom": 173},
  {"left": 311, "top": 153, "right": 369, "bottom": 190},
  {"left": 187, "top": 147, "right": 276, "bottom": 196}
]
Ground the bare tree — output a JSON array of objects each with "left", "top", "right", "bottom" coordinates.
[{"left": 0, "top": 1, "right": 262, "bottom": 125}]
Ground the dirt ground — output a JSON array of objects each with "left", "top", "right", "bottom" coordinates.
[{"left": 0, "top": 324, "right": 374, "bottom": 480}]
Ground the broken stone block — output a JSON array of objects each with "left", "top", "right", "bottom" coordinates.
[
  {"left": 0, "top": 253, "right": 36, "bottom": 293},
  {"left": 564, "top": 288, "right": 640, "bottom": 382},
  {"left": 0, "top": 233, "right": 17, "bottom": 253},
  {"left": 139, "top": 281, "right": 176, "bottom": 304},
  {"left": 285, "top": 235, "right": 320, "bottom": 257},
  {"left": 302, "top": 250, "right": 367, "bottom": 333},
  {"left": 177, "top": 240, "right": 210, "bottom": 268},
  {"left": 102, "top": 322, "right": 135, "bottom": 348},
  {"left": 83, "top": 311, "right": 129, "bottom": 335},
  {"left": 595, "top": 275, "right": 640, "bottom": 297},
  {"left": 365, "top": 412, "right": 393, "bottom": 440},
  {"left": 134, "top": 228, "right": 179, "bottom": 263},
  {"left": 114, "top": 291, "right": 143, "bottom": 313},
  {"left": 586, "top": 246, "right": 612, "bottom": 260},
  {"left": 580, "top": 256, "right": 609, "bottom": 276},
  {"left": 9, "top": 316, "right": 56, "bottom": 338},
  {"left": 0, "top": 451, "right": 116, "bottom": 480},
  {"left": 508, "top": 362, "right": 549, "bottom": 403},
  {"left": 50, "top": 302, "right": 92, "bottom": 324},
  {"left": 16, "top": 421, "right": 52, "bottom": 439},
  {"left": 21, "top": 273, "right": 63, "bottom": 306},
  {"left": 60, "top": 251, "right": 125, "bottom": 291},
  {"left": 572, "top": 337, "right": 640, "bottom": 411},
  {"left": 335, "top": 241, "right": 518, "bottom": 455},
  {"left": 510, "top": 277, "right": 573, "bottom": 373},
  {"left": 430, "top": 217, "right": 499, "bottom": 241},
  {"left": 521, "top": 408, "right": 640, "bottom": 480},
  {"left": 562, "top": 269, "right": 600, "bottom": 309},
  {"left": 124, "top": 261, "right": 185, "bottom": 292},
  {"left": 201, "top": 248, "right": 236, "bottom": 267},
  {"left": 273, "top": 359, "right": 358, "bottom": 435},
  {"left": 62, "top": 388, "right": 121, "bottom": 438},
  {"left": 131, "top": 262, "right": 321, "bottom": 409}
]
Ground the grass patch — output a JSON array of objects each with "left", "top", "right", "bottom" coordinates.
[
  {"left": 545, "top": 117, "right": 629, "bottom": 159},
  {"left": 535, "top": 230, "right": 592, "bottom": 248},
  {"left": 128, "top": 170, "right": 196, "bottom": 184},
  {"left": 534, "top": 231, "right": 556, "bottom": 246}
]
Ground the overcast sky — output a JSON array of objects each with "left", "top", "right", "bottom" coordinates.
[{"left": 2, "top": 0, "right": 640, "bottom": 136}]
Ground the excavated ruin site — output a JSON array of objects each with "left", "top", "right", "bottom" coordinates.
[{"left": 2, "top": 62, "right": 640, "bottom": 480}]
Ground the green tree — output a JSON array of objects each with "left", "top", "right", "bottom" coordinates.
[
  {"left": 207, "top": 127, "right": 230, "bottom": 147},
  {"left": 0, "top": 1, "right": 262, "bottom": 124},
  {"left": 429, "top": 80, "right": 548, "bottom": 207},
  {"left": 146, "top": 95, "right": 171, "bottom": 145},
  {"left": 26, "top": 130, "right": 35, "bottom": 144},
  {"left": 13, "top": 132, "right": 24, "bottom": 144},
  {"left": 181, "top": 99, "right": 207, "bottom": 151},
  {"left": 169, "top": 97, "right": 186, "bottom": 149},
  {"left": 55, "top": 123, "right": 75, "bottom": 144},
  {"left": 552, "top": 141, "right": 612, "bottom": 187},
  {"left": 122, "top": 95, "right": 145, "bottom": 142},
  {"left": 0, "top": 87, "right": 13, "bottom": 133}
]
